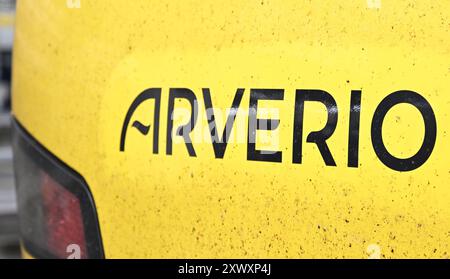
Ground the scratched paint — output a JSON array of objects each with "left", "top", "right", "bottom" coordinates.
[{"left": 12, "top": 0, "right": 450, "bottom": 258}]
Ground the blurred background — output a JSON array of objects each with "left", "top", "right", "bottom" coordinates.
[{"left": 0, "top": 0, "right": 20, "bottom": 259}]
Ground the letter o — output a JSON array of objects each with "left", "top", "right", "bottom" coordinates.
[{"left": 371, "top": 90, "right": 437, "bottom": 171}]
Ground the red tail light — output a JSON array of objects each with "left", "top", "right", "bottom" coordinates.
[
  {"left": 41, "top": 172, "right": 88, "bottom": 259},
  {"left": 12, "top": 119, "right": 104, "bottom": 259}
]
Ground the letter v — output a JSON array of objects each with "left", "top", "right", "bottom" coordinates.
[{"left": 202, "top": 88, "right": 244, "bottom": 158}]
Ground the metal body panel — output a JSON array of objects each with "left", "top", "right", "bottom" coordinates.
[{"left": 12, "top": 0, "right": 450, "bottom": 258}]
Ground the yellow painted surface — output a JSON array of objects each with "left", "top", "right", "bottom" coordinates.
[
  {"left": 20, "top": 246, "right": 34, "bottom": 260},
  {"left": 12, "top": 0, "right": 450, "bottom": 258}
]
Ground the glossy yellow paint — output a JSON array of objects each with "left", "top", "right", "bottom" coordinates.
[{"left": 12, "top": 0, "right": 450, "bottom": 258}]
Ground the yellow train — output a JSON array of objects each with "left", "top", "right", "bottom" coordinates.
[{"left": 11, "top": 0, "right": 450, "bottom": 258}]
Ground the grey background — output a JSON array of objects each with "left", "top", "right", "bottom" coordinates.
[{"left": 0, "top": 0, "right": 20, "bottom": 259}]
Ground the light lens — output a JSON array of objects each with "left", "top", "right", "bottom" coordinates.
[
  {"left": 12, "top": 119, "right": 104, "bottom": 259},
  {"left": 41, "top": 172, "right": 87, "bottom": 259}
]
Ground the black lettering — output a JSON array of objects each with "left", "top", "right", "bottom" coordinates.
[
  {"left": 371, "top": 90, "right": 437, "bottom": 171},
  {"left": 348, "top": 90, "right": 362, "bottom": 168},
  {"left": 166, "top": 88, "right": 198, "bottom": 157},
  {"left": 203, "top": 88, "right": 244, "bottom": 159},
  {"left": 293, "top": 89, "right": 338, "bottom": 166},
  {"left": 247, "top": 89, "right": 283, "bottom": 163},
  {"left": 120, "top": 88, "right": 161, "bottom": 153}
]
